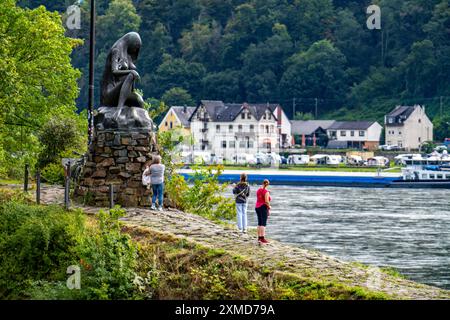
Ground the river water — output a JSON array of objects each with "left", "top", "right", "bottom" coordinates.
[{"left": 227, "top": 185, "right": 450, "bottom": 289}]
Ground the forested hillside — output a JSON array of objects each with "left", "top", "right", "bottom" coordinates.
[{"left": 17, "top": 0, "right": 450, "bottom": 137}]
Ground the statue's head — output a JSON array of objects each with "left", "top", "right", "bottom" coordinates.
[{"left": 121, "top": 32, "right": 142, "bottom": 61}]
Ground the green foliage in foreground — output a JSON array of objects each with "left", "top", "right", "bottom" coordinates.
[
  {"left": 128, "top": 227, "right": 389, "bottom": 300},
  {"left": 0, "top": 189, "right": 139, "bottom": 300},
  {"left": 0, "top": 188, "right": 392, "bottom": 300},
  {"left": 159, "top": 130, "right": 235, "bottom": 221}
]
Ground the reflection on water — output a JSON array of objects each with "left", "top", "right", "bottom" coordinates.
[{"left": 227, "top": 185, "right": 450, "bottom": 289}]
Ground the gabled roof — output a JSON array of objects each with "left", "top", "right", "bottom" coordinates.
[
  {"left": 291, "top": 120, "right": 336, "bottom": 135},
  {"left": 190, "top": 100, "right": 279, "bottom": 122},
  {"left": 328, "top": 121, "right": 378, "bottom": 130},
  {"left": 171, "top": 106, "right": 196, "bottom": 128},
  {"left": 387, "top": 106, "right": 417, "bottom": 119}
]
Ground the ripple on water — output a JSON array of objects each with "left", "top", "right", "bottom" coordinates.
[{"left": 228, "top": 185, "right": 450, "bottom": 289}]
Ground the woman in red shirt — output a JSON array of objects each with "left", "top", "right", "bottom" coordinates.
[{"left": 255, "top": 179, "right": 271, "bottom": 244}]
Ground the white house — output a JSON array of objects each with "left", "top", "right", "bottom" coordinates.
[
  {"left": 385, "top": 105, "right": 433, "bottom": 150},
  {"left": 326, "top": 121, "right": 383, "bottom": 150},
  {"left": 188, "top": 100, "right": 292, "bottom": 162}
]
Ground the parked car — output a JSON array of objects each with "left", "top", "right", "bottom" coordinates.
[{"left": 379, "top": 145, "right": 400, "bottom": 151}]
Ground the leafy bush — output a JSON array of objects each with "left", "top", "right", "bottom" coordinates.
[
  {"left": 0, "top": 202, "right": 84, "bottom": 299},
  {"left": 41, "top": 162, "right": 65, "bottom": 185},
  {"left": 158, "top": 130, "right": 234, "bottom": 221},
  {"left": 74, "top": 206, "right": 139, "bottom": 300},
  {"left": 0, "top": 195, "right": 141, "bottom": 300}
]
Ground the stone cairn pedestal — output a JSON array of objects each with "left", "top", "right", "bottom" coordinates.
[{"left": 75, "top": 129, "right": 157, "bottom": 207}]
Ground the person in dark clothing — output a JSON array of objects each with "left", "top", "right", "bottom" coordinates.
[{"left": 233, "top": 173, "right": 250, "bottom": 233}]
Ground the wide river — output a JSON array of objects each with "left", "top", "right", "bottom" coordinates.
[{"left": 226, "top": 185, "right": 450, "bottom": 289}]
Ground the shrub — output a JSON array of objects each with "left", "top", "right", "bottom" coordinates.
[
  {"left": 0, "top": 202, "right": 84, "bottom": 299},
  {"left": 41, "top": 162, "right": 65, "bottom": 185},
  {"left": 74, "top": 206, "right": 139, "bottom": 300}
]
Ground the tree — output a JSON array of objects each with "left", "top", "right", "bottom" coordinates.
[
  {"left": 294, "top": 112, "right": 315, "bottom": 121},
  {"left": 179, "top": 22, "right": 222, "bottom": 70},
  {"left": 202, "top": 70, "right": 242, "bottom": 102},
  {"left": 161, "top": 88, "right": 195, "bottom": 107},
  {"left": 0, "top": 0, "right": 81, "bottom": 176},
  {"left": 279, "top": 40, "right": 348, "bottom": 110},
  {"left": 433, "top": 115, "right": 450, "bottom": 142}
]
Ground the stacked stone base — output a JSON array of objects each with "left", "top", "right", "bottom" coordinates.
[{"left": 75, "top": 129, "right": 157, "bottom": 207}]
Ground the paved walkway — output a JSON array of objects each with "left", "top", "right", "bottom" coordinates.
[{"left": 40, "top": 185, "right": 450, "bottom": 300}]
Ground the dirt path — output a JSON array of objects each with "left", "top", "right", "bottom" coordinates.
[{"left": 40, "top": 185, "right": 450, "bottom": 300}]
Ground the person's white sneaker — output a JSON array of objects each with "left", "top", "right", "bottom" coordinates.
[
  {"left": 150, "top": 205, "right": 156, "bottom": 210},
  {"left": 243, "top": 229, "right": 247, "bottom": 234},
  {"left": 158, "top": 207, "right": 163, "bottom": 212}
]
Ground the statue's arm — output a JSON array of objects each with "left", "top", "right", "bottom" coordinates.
[{"left": 110, "top": 49, "right": 140, "bottom": 79}]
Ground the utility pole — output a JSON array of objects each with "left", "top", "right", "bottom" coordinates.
[
  {"left": 315, "top": 98, "right": 318, "bottom": 119},
  {"left": 88, "top": 0, "right": 96, "bottom": 146},
  {"left": 292, "top": 98, "right": 296, "bottom": 120}
]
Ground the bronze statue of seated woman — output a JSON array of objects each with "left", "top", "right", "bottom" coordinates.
[{"left": 95, "top": 32, "right": 153, "bottom": 131}]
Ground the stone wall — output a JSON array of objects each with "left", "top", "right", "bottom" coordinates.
[{"left": 75, "top": 129, "right": 157, "bottom": 207}]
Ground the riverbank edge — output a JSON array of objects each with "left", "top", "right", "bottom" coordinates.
[
  {"left": 117, "top": 209, "right": 450, "bottom": 300},
  {"left": 34, "top": 185, "right": 450, "bottom": 300}
]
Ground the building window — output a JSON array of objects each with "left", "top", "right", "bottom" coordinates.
[
  {"left": 239, "top": 141, "right": 246, "bottom": 148},
  {"left": 170, "top": 122, "right": 173, "bottom": 129},
  {"left": 248, "top": 140, "right": 254, "bottom": 148},
  {"left": 359, "top": 131, "right": 365, "bottom": 137},
  {"left": 329, "top": 131, "right": 337, "bottom": 138},
  {"left": 398, "top": 141, "right": 403, "bottom": 147},
  {"left": 238, "top": 125, "right": 243, "bottom": 132},
  {"left": 351, "top": 131, "right": 355, "bottom": 137},
  {"left": 340, "top": 131, "right": 346, "bottom": 137},
  {"left": 241, "top": 113, "right": 245, "bottom": 119},
  {"left": 266, "top": 126, "right": 269, "bottom": 133},
  {"left": 229, "top": 125, "right": 233, "bottom": 132},
  {"left": 430, "top": 174, "right": 435, "bottom": 179},
  {"left": 250, "top": 125, "right": 254, "bottom": 132},
  {"left": 419, "top": 119, "right": 422, "bottom": 123},
  {"left": 399, "top": 131, "right": 402, "bottom": 135},
  {"left": 247, "top": 113, "right": 251, "bottom": 119},
  {"left": 388, "top": 118, "right": 394, "bottom": 124},
  {"left": 418, "top": 137, "right": 421, "bottom": 142},
  {"left": 165, "top": 121, "right": 168, "bottom": 127},
  {"left": 268, "top": 113, "right": 272, "bottom": 120},
  {"left": 229, "top": 141, "right": 235, "bottom": 148},
  {"left": 222, "top": 141, "right": 227, "bottom": 148},
  {"left": 216, "top": 125, "right": 220, "bottom": 133},
  {"left": 422, "top": 174, "right": 428, "bottom": 179},
  {"left": 270, "top": 126, "right": 274, "bottom": 133},
  {"left": 263, "top": 114, "right": 266, "bottom": 120},
  {"left": 437, "top": 174, "right": 443, "bottom": 179}
]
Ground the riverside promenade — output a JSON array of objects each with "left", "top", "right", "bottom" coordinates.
[{"left": 39, "top": 185, "right": 450, "bottom": 300}]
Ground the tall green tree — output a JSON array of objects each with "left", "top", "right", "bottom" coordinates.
[
  {"left": 279, "top": 40, "right": 348, "bottom": 110},
  {"left": 0, "top": 0, "right": 81, "bottom": 176}
]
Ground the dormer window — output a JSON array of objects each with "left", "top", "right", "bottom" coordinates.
[
  {"left": 247, "top": 113, "right": 251, "bottom": 119},
  {"left": 241, "top": 113, "right": 245, "bottom": 119}
]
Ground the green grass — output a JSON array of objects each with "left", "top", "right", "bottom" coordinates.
[
  {"left": 126, "top": 226, "right": 391, "bottom": 300},
  {"left": 0, "top": 179, "right": 22, "bottom": 185}
]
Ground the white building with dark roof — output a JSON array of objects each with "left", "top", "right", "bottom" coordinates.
[
  {"left": 326, "top": 121, "right": 383, "bottom": 150},
  {"left": 385, "top": 105, "right": 433, "bottom": 150},
  {"left": 188, "top": 100, "right": 292, "bottom": 161}
]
